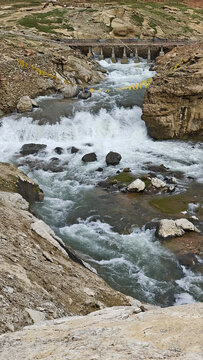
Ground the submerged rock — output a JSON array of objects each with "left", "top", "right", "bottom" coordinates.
[
  {"left": 17, "top": 96, "right": 33, "bottom": 113},
  {"left": 20, "top": 143, "right": 47, "bottom": 156},
  {"left": 127, "top": 179, "right": 145, "bottom": 192},
  {"left": 106, "top": 152, "right": 121, "bottom": 166},
  {"left": 82, "top": 152, "right": 97, "bottom": 162}
]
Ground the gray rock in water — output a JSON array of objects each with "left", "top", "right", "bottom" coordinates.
[
  {"left": 82, "top": 152, "right": 97, "bottom": 162},
  {"left": 31, "top": 99, "right": 39, "bottom": 108},
  {"left": 17, "top": 96, "right": 33, "bottom": 113},
  {"left": 106, "top": 151, "right": 121, "bottom": 166},
  {"left": 54, "top": 147, "right": 63, "bottom": 155},
  {"left": 70, "top": 146, "right": 79, "bottom": 154},
  {"left": 61, "top": 84, "right": 79, "bottom": 98},
  {"left": 78, "top": 89, "right": 92, "bottom": 99},
  {"left": 20, "top": 143, "right": 47, "bottom": 156}
]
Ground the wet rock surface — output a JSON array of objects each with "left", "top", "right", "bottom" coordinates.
[
  {"left": 82, "top": 152, "right": 97, "bottom": 162},
  {"left": 106, "top": 151, "right": 122, "bottom": 166},
  {"left": 20, "top": 143, "right": 47, "bottom": 156}
]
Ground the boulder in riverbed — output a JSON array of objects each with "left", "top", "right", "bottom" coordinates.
[
  {"left": 54, "top": 147, "right": 63, "bottom": 155},
  {"left": 106, "top": 152, "right": 121, "bottom": 166},
  {"left": 20, "top": 143, "right": 47, "bottom": 156},
  {"left": 70, "top": 146, "right": 79, "bottom": 154},
  {"left": 61, "top": 84, "right": 79, "bottom": 98},
  {"left": 156, "top": 218, "right": 200, "bottom": 240},
  {"left": 127, "top": 179, "right": 145, "bottom": 192},
  {"left": 82, "top": 152, "right": 97, "bottom": 162},
  {"left": 17, "top": 96, "right": 33, "bottom": 113},
  {"left": 151, "top": 177, "right": 166, "bottom": 189}
]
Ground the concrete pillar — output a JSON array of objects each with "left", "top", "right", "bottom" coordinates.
[
  {"left": 159, "top": 46, "right": 164, "bottom": 57},
  {"left": 121, "top": 46, "right": 128, "bottom": 64},
  {"left": 87, "top": 46, "right": 93, "bottom": 58},
  {"left": 147, "top": 46, "right": 151, "bottom": 63},
  {"left": 134, "top": 46, "right": 139, "bottom": 63},
  {"left": 98, "top": 47, "right": 104, "bottom": 61},
  {"left": 111, "top": 47, "right": 116, "bottom": 63}
]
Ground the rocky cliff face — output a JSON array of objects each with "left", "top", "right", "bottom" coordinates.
[
  {"left": 142, "top": 42, "right": 203, "bottom": 140},
  {"left": 0, "top": 163, "right": 132, "bottom": 334},
  {"left": 0, "top": 303, "right": 202, "bottom": 360}
]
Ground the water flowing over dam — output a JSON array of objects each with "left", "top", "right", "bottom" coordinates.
[{"left": 0, "top": 58, "right": 202, "bottom": 307}]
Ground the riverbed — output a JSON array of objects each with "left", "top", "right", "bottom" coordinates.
[{"left": 0, "top": 58, "right": 202, "bottom": 306}]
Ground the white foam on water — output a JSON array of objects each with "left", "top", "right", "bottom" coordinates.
[
  {"left": 174, "top": 292, "right": 196, "bottom": 305},
  {"left": 59, "top": 219, "right": 202, "bottom": 305}
]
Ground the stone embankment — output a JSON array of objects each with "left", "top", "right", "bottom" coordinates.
[
  {"left": 0, "top": 303, "right": 202, "bottom": 360},
  {"left": 142, "top": 41, "right": 203, "bottom": 139},
  {"left": 0, "top": 162, "right": 132, "bottom": 334}
]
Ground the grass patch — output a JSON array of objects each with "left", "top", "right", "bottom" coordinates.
[
  {"left": 149, "top": 194, "right": 189, "bottom": 214},
  {"left": 131, "top": 13, "right": 144, "bottom": 26},
  {"left": 111, "top": 172, "right": 135, "bottom": 183},
  {"left": 18, "top": 9, "right": 74, "bottom": 33},
  {"left": 149, "top": 20, "right": 157, "bottom": 36},
  {"left": 182, "top": 26, "right": 193, "bottom": 33}
]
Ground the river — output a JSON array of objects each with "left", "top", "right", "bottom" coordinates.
[{"left": 0, "top": 58, "right": 202, "bottom": 306}]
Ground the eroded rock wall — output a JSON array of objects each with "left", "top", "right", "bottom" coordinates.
[{"left": 142, "top": 42, "right": 203, "bottom": 140}]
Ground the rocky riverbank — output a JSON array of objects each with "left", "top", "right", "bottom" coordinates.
[
  {"left": 0, "top": 35, "right": 104, "bottom": 115},
  {"left": 0, "top": 162, "right": 134, "bottom": 334},
  {"left": 142, "top": 41, "right": 203, "bottom": 139}
]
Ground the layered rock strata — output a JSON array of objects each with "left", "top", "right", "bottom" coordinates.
[{"left": 142, "top": 42, "right": 203, "bottom": 139}]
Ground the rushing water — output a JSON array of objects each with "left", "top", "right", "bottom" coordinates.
[{"left": 0, "top": 59, "right": 202, "bottom": 306}]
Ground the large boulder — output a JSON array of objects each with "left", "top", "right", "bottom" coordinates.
[
  {"left": 17, "top": 96, "right": 33, "bottom": 113},
  {"left": 106, "top": 152, "right": 121, "bottom": 166},
  {"left": 61, "top": 84, "right": 79, "bottom": 99},
  {"left": 156, "top": 218, "right": 200, "bottom": 240},
  {"left": 82, "top": 152, "right": 97, "bottom": 162},
  {"left": 127, "top": 179, "right": 145, "bottom": 192},
  {"left": 20, "top": 143, "right": 47, "bottom": 156},
  {"left": 0, "top": 162, "right": 43, "bottom": 203}
]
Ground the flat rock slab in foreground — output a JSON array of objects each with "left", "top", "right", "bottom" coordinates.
[{"left": 0, "top": 303, "right": 202, "bottom": 360}]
